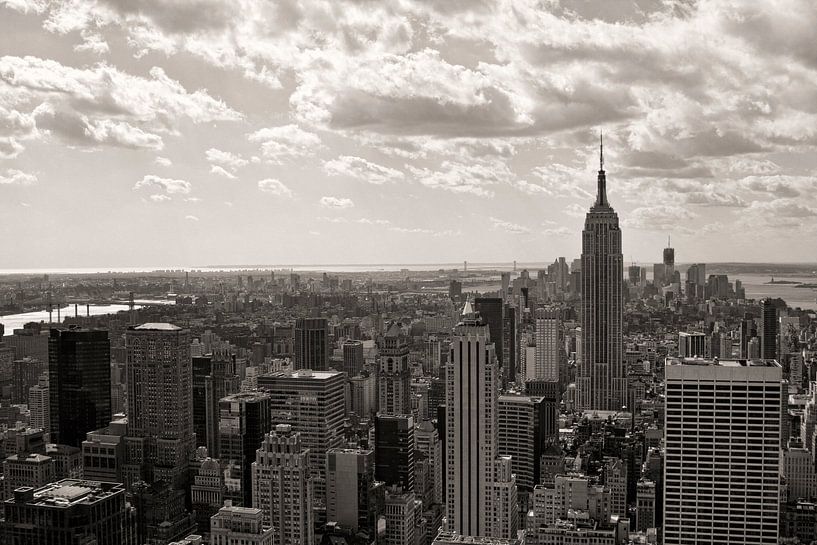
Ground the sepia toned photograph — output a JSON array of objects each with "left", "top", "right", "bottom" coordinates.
[{"left": 1, "top": 1, "right": 815, "bottom": 544}]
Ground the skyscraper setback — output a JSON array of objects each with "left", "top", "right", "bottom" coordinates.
[{"left": 577, "top": 140, "right": 625, "bottom": 412}]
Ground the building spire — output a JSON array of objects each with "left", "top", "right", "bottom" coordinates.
[
  {"left": 595, "top": 131, "right": 608, "bottom": 207},
  {"left": 600, "top": 131, "right": 604, "bottom": 171}
]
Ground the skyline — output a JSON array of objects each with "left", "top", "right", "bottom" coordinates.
[{"left": 2, "top": 0, "right": 817, "bottom": 267}]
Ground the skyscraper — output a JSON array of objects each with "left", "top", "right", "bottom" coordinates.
[
  {"left": 760, "top": 298, "right": 778, "bottom": 360},
  {"left": 342, "top": 339, "right": 365, "bottom": 378},
  {"left": 326, "top": 448, "right": 384, "bottom": 534},
  {"left": 294, "top": 318, "right": 329, "bottom": 371},
  {"left": 378, "top": 323, "right": 411, "bottom": 415},
  {"left": 664, "top": 358, "right": 781, "bottom": 545},
  {"left": 534, "top": 307, "right": 562, "bottom": 383},
  {"left": 48, "top": 328, "right": 111, "bottom": 447},
  {"left": 577, "top": 140, "right": 625, "bottom": 412},
  {"left": 474, "top": 297, "right": 504, "bottom": 369},
  {"left": 123, "top": 323, "right": 194, "bottom": 490},
  {"left": 252, "top": 424, "right": 314, "bottom": 545},
  {"left": 218, "top": 392, "right": 271, "bottom": 506},
  {"left": 446, "top": 302, "right": 518, "bottom": 538},
  {"left": 257, "top": 369, "right": 346, "bottom": 507},
  {"left": 375, "top": 414, "right": 415, "bottom": 492},
  {"left": 663, "top": 238, "right": 675, "bottom": 285}
]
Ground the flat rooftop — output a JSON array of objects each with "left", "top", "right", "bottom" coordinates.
[
  {"left": 133, "top": 323, "right": 182, "bottom": 331},
  {"left": 260, "top": 369, "right": 343, "bottom": 380},
  {"left": 667, "top": 356, "right": 781, "bottom": 368},
  {"left": 13, "top": 479, "right": 124, "bottom": 508}
]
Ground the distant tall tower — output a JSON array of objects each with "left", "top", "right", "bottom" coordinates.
[
  {"left": 446, "top": 302, "right": 518, "bottom": 538},
  {"left": 663, "top": 236, "right": 675, "bottom": 285},
  {"left": 378, "top": 323, "right": 411, "bottom": 415},
  {"left": 48, "top": 328, "right": 111, "bottom": 447},
  {"left": 577, "top": 136, "right": 625, "bottom": 412}
]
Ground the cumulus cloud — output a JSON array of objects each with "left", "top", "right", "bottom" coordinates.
[
  {"left": 408, "top": 160, "right": 520, "bottom": 197},
  {"left": 0, "top": 168, "right": 37, "bottom": 185},
  {"left": 741, "top": 198, "right": 817, "bottom": 229},
  {"left": 248, "top": 125, "right": 322, "bottom": 164},
  {"left": 323, "top": 155, "right": 404, "bottom": 185},
  {"left": 320, "top": 196, "right": 354, "bottom": 209},
  {"left": 257, "top": 178, "right": 293, "bottom": 197},
  {"left": 210, "top": 165, "right": 237, "bottom": 179},
  {"left": 184, "top": 215, "right": 199, "bottom": 221},
  {"left": 149, "top": 193, "right": 170, "bottom": 202},
  {"left": 154, "top": 156, "right": 172, "bottom": 166},
  {"left": 622, "top": 206, "right": 697, "bottom": 232},
  {"left": 206, "top": 148, "right": 248, "bottom": 170},
  {"left": 134, "top": 174, "right": 191, "bottom": 194},
  {"left": 0, "top": 55, "right": 240, "bottom": 154}
]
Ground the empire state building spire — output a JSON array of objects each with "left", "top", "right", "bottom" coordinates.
[
  {"left": 578, "top": 137, "right": 624, "bottom": 412},
  {"left": 596, "top": 132, "right": 608, "bottom": 207}
]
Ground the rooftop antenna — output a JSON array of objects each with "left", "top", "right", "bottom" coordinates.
[{"left": 600, "top": 131, "right": 604, "bottom": 171}]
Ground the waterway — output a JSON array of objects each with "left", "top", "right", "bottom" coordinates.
[{"left": 1, "top": 300, "right": 173, "bottom": 335}]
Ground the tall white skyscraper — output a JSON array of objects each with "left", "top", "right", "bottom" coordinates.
[
  {"left": 534, "top": 308, "right": 562, "bottom": 382},
  {"left": 252, "top": 424, "right": 314, "bottom": 545},
  {"left": 28, "top": 375, "right": 49, "bottom": 435},
  {"left": 664, "top": 358, "right": 782, "bottom": 545},
  {"left": 446, "top": 302, "right": 517, "bottom": 538},
  {"left": 577, "top": 140, "right": 625, "bottom": 411}
]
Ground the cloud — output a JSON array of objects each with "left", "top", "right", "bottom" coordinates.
[
  {"left": 210, "top": 165, "right": 237, "bottom": 179},
  {"left": 206, "top": 148, "right": 248, "bottom": 170},
  {"left": 489, "top": 217, "right": 531, "bottom": 234},
  {"left": 248, "top": 124, "right": 322, "bottom": 164},
  {"left": 389, "top": 226, "right": 434, "bottom": 234},
  {"left": 622, "top": 206, "right": 696, "bottom": 232},
  {"left": 531, "top": 164, "right": 595, "bottom": 199},
  {"left": 0, "top": 168, "right": 37, "bottom": 185},
  {"left": 149, "top": 193, "right": 170, "bottom": 202},
  {"left": 408, "top": 160, "right": 519, "bottom": 197},
  {"left": 184, "top": 215, "right": 199, "bottom": 221},
  {"left": 320, "top": 196, "right": 354, "bottom": 209},
  {"left": 564, "top": 203, "right": 587, "bottom": 218},
  {"left": 0, "top": 56, "right": 240, "bottom": 154},
  {"left": 154, "top": 156, "right": 172, "bottom": 167},
  {"left": 134, "top": 174, "right": 191, "bottom": 194},
  {"left": 542, "top": 226, "right": 571, "bottom": 236},
  {"left": 742, "top": 198, "right": 817, "bottom": 229},
  {"left": 257, "top": 178, "right": 293, "bottom": 197},
  {"left": 323, "top": 155, "right": 404, "bottom": 185}
]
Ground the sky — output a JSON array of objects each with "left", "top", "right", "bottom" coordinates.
[{"left": 1, "top": 0, "right": 817, "bottom": 269}]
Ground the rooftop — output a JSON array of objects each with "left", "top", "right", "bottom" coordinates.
[
  {"left": 260, "top": 369, "right": 343, "bottom": 380},
  {"left": 132, "top": 323, "right": 182, "bottom": 331},
  {"left": 12, "top": 479, "right": 124, "bottom": 508},
  {"left": 667, "top": 356, "right": 781, "bottom": 368}
]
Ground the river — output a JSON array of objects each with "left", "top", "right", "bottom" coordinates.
[{"left": 1, "top": 300, "right": 173, "bottom": 335}]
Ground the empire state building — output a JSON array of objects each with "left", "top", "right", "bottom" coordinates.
[{"left": 577, "top": 138, "right": 625, "bottom": 411}]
